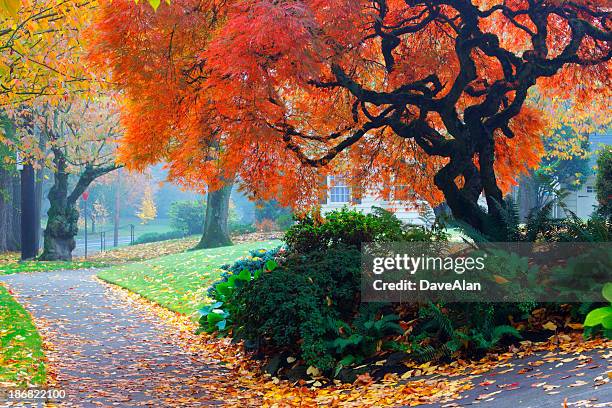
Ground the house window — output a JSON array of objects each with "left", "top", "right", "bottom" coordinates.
[
  {"left": 329, "top": 176, "right": 351, "bottom": 203},
  {"left": 586, "top": 186, "right": 595, "bottom": 193}
]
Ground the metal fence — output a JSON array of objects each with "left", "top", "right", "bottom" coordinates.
[{"left": 73, "top": 224, "right": 136, "bottom": 257}]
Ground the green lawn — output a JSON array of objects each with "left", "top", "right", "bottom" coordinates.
[
  {"left": 97, "top": 240, "right": 282, "bottom": 316},
  {"left": 0, "top": 254, "right": 106, "bottom": 276},
  {"left": 0, "top": 284, "right": 46, "bottom": 387}
]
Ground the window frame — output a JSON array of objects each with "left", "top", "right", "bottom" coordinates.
[{"left": 328, "top": 175, "right": 351, "bottom": 203}]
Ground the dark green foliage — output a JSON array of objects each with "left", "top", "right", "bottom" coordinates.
[
  {"left": 413, "top": 303, "right": 521, "bottom": 361},
  {"left": 285, "top": 207, "right": 444, "bottom": 253},
  {"left": 455, "top": 196, "right": 611, "bottom": 243},
  {"left": 596, "top": 147, "right": 612, "bottom": 221},
  {"left": 168, "top": 200, "right": 206, "bottom": 235},
  {"left": 132, "top": 230, "right": 186, "bottom": 245},
  {"left": 327, "top": 304, "right": 403, "bottom": 375},
  {"left": 231, "top": 246, "right": 363, "bottom": 370}
]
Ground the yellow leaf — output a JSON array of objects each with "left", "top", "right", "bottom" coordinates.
[
  {"left": 0, "top": 0, "right": 20, "bottom": 18},
  {"left": 542, "top": 321, "right": 557, "bottom": 331}
]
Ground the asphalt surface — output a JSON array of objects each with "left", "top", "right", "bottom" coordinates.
[{"left": 420, "top": 348, "right": 611, "bottom": 407}]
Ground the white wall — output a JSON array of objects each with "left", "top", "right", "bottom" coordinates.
[{"left": 320, "top": 177, "right": 432, "bottom": 225}]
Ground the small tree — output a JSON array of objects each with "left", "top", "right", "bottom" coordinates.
[
  {"left": 90, "top": 199, "right": 110, "bottom": 233},
  {"left": 137, "top": 186, "right": 157, "bottom": 224},
  {"left": 596, "top": 147, "right": 612, "bottom": 221}
]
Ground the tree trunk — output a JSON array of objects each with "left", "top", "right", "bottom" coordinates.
[
  {"left": 195, "top": 181, "right": 233, "bottom": 249},
  {"left": 40, "top": 152, "right": 78, "bottom": 261},
  {"left": 21, "top": 164, "right": 39, "bottom": 259},
  {"left": 34, "top": 128, "right": 46, "bottom": 253},
  {"left": 39, "top": 148, "right": 119, "bottom": 261},
  {"left": 0, "top": 167, "right": 20, "bottom": 252},
  {"left": 11, "top": 171, "right": 21, "bottom": 249},
  {"left": 34, "top": 168, "right": 43, "bottom": 253}
]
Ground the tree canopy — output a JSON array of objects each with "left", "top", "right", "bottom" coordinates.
[{"left": 90, "top": 0, "right": 611, "bottom": 232}]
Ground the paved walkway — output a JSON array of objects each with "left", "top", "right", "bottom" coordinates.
[
  {"left": 1, "top": 270, "right": 226, "bottom": 407},
  {"left": 421, "top": 348, "right": 611, "bottom": 407}
]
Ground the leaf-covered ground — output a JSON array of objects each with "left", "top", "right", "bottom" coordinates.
[
  {"left": 1, "top": 251, "right": 609, "bottom": 406},
  {"left": 107, "top": 280, "right": 612, "bottom": 407},
  {"left": 86, "top": 231, "right": 283, "bottom": 265},
  {"left": 97, "top": 240, "right": 282, "bottom": 315},
  {"left": 0, "top": 269, "right": 475, "bottom": 407},
  {"left": 0, "top": 253, "right": 106, "bottom": 276},
  {"left": 0, "top": 282, "right": 45, "bottom": 387}
]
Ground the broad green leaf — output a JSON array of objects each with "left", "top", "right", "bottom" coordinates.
[
  {"left": 584, "top": 306, "right": 612, "bottom": 327},
  {"left": 237, "top": 268, "right": 251, "bottom": 281},
  {"left": 207, "top": 312, "right": 224, "bottom": 324},
  {"left": 216, "top": 320, "right": 227, "bottom": 331},
  {"left": 602, "top": 282, "right": 612, "bottom": 303},
  {"left": 265, "top": 259, "right": 278, "bottom": 271},
  {"left": 602, "top": 315, "right": 612, "bottom": 330}
]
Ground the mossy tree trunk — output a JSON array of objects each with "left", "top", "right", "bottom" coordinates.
[
  {"left": 195, "top": 181, "right": 233, "bottom": 249},
  {"left": 40, "top": 148, "right": 119, "bottom": 261}
]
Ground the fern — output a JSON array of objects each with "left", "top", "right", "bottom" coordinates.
[
  {"left": 420, "top": 303, "right": 454, "bottom": 338},
  {"left": 525, "top": 200, "right": 555, "bottom": 242}
]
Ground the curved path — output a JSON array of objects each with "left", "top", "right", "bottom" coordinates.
[{"left": 1, "top": 269, "right": 226, "bottom": 407}]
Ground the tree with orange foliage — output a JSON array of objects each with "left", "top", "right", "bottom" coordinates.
[
  {"left": 88, "top": 0, "right": 236, "bottom": 248},
  {"left": 91, "top": 0, "right": 611, "bottom": 238}
]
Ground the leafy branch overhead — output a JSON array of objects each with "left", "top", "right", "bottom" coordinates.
[{"left": 0, "top": 0, "right": 166, "bottom": 18}]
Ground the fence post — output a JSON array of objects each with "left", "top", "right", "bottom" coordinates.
[{"left": 130, "top": 224, "right": 134, "bottom": 245}]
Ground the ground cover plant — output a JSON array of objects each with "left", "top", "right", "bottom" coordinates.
[{"left": 0, "top": 283, "right": 45, "bottom": 387}]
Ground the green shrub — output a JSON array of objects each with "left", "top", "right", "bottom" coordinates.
[
  {"left": 285, "top": 207, "right": 444, "bottom": 253},
  {"left": 454, "top": 197, "right": 611, "bottom": 243},
  {"left": 596, "top": 147, "right": 612, "bottom": 221},
  {"left": 411, "top": 303, "right": 522, "bottom": 362},
  {"left": 168, "top": 200, "right": 206, "bottom": 235},
  {"left": 327, "top": 304, "right": 403, "bottom": 375},
  {"left": 199, "top": 248, "right": 282, "bottom": 334},
  {"left": 231, "top": 246, "right": 363, "bottom": 371},
  {"left": 584, "top": 283, "right": 612, "bottom": 339},
  {"left": 132, "top": 230, "right": 186, "bottom": 245},
  {"left": 229, "top": 222, "right": 256, "bottom": 235}
]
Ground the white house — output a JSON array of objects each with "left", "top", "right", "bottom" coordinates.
[
  {"left": 558, "top": 133, "right": 611, "bottom": 219},
  {"left": 320, "top": 175, "right": 433, "bottom": 225}
]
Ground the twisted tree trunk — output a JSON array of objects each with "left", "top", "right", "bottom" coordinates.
[
  {"left": 40, "top": 151, "right": 78, "bottom": 260},
  {"left": 40, "top": 148, "right": 119, "bottom": 261}
]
